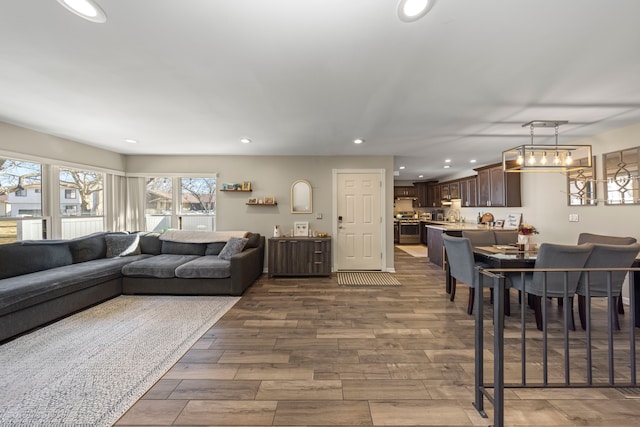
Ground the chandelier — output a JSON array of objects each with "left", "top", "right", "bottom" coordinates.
[{"left": 502, "top": 120, "right": 592, "bottom": 172}]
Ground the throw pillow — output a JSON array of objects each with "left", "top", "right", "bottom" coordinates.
[
  {"left": 218, "top": 237, "right": 248, "bottom": 260},
  {"left": 105, "top": 234, "right": 141, "bottom": 258}
]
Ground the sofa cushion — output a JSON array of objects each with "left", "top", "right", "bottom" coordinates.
[
  {"left": 138, "top": 232, "right": 163, "bottom": 255},
  {"left": 205, "top": 242, "right": 226, "bottom": 256},
  {"left": 161, "top": 241, "right": 207, "bottom": 256},
  {"left": 0, "top": 254, "right": 151, "bottom": 316},
  {"left": 0, "top": 241, "right": 73, "bottom": 280},
  {"left": 69, "top": 232, "right": 110, "bottom": 263},
  {"left": 121, "top": 254, "right": 200, "bottom": 278},
  {"left": 218, "top": 237, "right": 248, "bottom": 260},
  {"left": 105, "top": 234, "right": 141, "bottom": 257},
  {"left": 244, "top": 232, "right": 261, "bottom": 249},
  {"left": 175, "top": 256, "right": 232, "bottom": 279}
]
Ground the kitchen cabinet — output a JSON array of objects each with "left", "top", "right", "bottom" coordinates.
[
  {"left": 268, "top": 237, "right": 331, "bottom": 277},
  {"left": 475, "top": 163, "right": 521, "bottom": 207},
  {"left": 413, "top": 181, "right": 433, "bottom": 208},
  {"left": 426, "top": 226, "right": 445, "bottom": 267},
  {"left": 426, "top": 183, "right": 441, "bottom": 207},
  {"left": 440, "top": 183, "right": 450, "bottom": 201},
  {"left": 449, "top": 181, "right": 460, "bottom": 200},
  {"left": 420, "top": 221, "right": 429, "bottom": 245},
  {"left": 394, "top": 186, "right": 416, "bottom": 198},
  {"left": 459, "top": 176, "right": 477, "bottom": 207}
]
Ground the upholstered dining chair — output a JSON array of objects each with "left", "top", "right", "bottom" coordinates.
[
  {"left": 443, "top": 234, "right": 509, "bottom": 315},
  {"left": 577, "top": 233, "right": 637, "bottom": 316},
  {"left": 577, "top": 232, "right": 637, "bottom": 246},
  {"left": 506, "top": 243, "right": 593, "bottom": 331},
  {"left": 576, "top": 243, "right": 640, "bottom": 330},
  {"left": 494, "top": 230, "right": 519, "bottom": 246},
  {"left": 461, "top": 230, "right": 495, "bottom": 248}
]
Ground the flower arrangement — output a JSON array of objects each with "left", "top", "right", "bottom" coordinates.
[{"left": 518, "top": 224, "right": 539, "bottom": 235}]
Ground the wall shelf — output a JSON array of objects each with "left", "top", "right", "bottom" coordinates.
[
  {"left": 246, "top": 202, "right": 277, "bottom": 206},
  {"left": 221, "top": 189, "right": 252, "bottom": 192}
]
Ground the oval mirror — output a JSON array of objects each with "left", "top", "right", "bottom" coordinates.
[{"left": 291, "top": 180, "right": 312, "bottom": 214}]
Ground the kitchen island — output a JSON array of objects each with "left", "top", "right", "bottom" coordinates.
[{"left": 423, "top": 221, "right": 508, "bottom": 267}]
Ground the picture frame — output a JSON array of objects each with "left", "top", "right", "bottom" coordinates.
[
  {"left": 294, "top": 221, "right": 309, "bottom": 237},
  {"left": 247, "top": 197, "right": 257, "bottom": 205},
  {"left": 494, "top": 219, "right": 504, "bottom": 228},
  {"left": 504, "top": 212, "right": 522, "bottom": 229},
  {"left": 264, "top": 195, "right": 275, "bottom": 205},
  {"left": 242, "top": 181, "right": 252, "bottom": 191}
]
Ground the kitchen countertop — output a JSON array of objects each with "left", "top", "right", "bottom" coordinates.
[{"left": 421, "top": 220, "right": 507, "bottom": 232}]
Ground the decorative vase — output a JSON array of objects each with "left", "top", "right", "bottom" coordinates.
[{"left": 518, "top": 234, "right": 530, "bottom": 251}]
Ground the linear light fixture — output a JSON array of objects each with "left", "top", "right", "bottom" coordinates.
[
  {"left": 57, "top": 0, "right": 107, "bottom": 23},
  {"left": 502, "top": 120, "right": 592, "bottom": 173}
]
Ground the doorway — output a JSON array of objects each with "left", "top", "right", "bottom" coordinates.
[{"left": 333, "top": 170, "right": 385, "bottom": 271}]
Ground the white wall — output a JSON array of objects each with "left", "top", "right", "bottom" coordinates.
[
  {"left": 454, "top": 122, "right": 640, "bottom": 245},
  {"left": 126, "top": 155, "right": 396, "bottom": 270},
  {"left": 0, "top": 122, "right": 126, "bottom": 172}
]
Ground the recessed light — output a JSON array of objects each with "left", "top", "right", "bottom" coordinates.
[
  {"left": 444, "top": 165, "right": 450, "bottom": 169},
  {"left": 353, "top": 138, "right": 365, "bottom": 144},
  {"left": 470, "top": 159, "right": 477, "bottom": 163},
  {"left": 397, "top": 0, "right": 436, "bottom": 23},
  {"left": 444, "top": 159, "right": 451, "bottom": 163},
  {"left": 240, "top": 138, "right": 252, "bottom": 144},
  {"left": 57, "top": 0, "right": 107, "bottom": 23},
  {"left": 124, "top": 139, "right": 138, "bottom": 144},
  {"left": 418, "top": 175, "right": 424, "bottom": 178},
  {"left": 399, "top": 166, "right": 406, "bottom": 170}
]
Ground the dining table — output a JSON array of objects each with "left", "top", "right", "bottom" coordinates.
[{"left": 444, "top": 244, "right": 640, "bottom": 328}]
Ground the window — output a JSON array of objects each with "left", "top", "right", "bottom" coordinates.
[
  {"left": 145, "top": 177, "right": 172, "bottom": 232},
  {"left": 59, "top": 167, "right": 104, "bottom": 238},
  {"left": 0, "top": 157, "right": 43, "bottom": 243},
  {"left": 144, "top": 176, "right": 216, "bottom": 231}
]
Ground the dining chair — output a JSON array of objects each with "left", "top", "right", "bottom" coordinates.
[
  {"left": 577, "top": 233, "right": 637, "bottom": 246},
  {"left": 494, "top": 230, "right": 518, "bottom": 246},
  {"left": 461, "top": 230, "right": 495, "bottom": 248},
  {"left": 506, "top": 243, "right": 593, "bottom": 331},
  {"left": 576, "top": 233, "right": 637, "bottom": 315},
  {"left": 443, "top": 234, "right": 509, "bottom": 315},
  {"left": 576, "top": 243, "right": 640, "bottom": 330}
]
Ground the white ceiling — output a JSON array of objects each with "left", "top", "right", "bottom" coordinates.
[{"left": 1, "top": 0, "right": 640, "bottom": 181}]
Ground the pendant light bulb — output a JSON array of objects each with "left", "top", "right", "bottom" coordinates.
[
  {"left": 528, "top": 152, "right": 536, "bottom": 165},
  {"left": 540, "top": 152, "right": 548, "bottom": 165}
]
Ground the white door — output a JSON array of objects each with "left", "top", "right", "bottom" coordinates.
[{"left": 335, "top": 172, "right": 383, "bottom": 270}]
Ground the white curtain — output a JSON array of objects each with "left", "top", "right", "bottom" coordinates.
[
  {"left": 125, "top": 177, "right": 146, "bottom": 231},
  {"left": 105, "top": 174, "right": 126, "bottom": 231}
]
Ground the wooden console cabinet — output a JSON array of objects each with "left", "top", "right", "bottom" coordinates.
[{"left": 268, "top": 237, "right": 331, "bottom": 277}]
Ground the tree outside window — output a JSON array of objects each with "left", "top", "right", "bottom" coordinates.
[
  {"left": 59, "top": 168, "right": 103, "bottom": 216},
  {"left": 180, "top": 177, "right": 216, "bottom": 214}
]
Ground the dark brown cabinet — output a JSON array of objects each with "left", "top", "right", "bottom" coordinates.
[
  {"left": 428, "top": 183, "right": 441, "bottom": 207},
  {"left": 459, "top": 176, "right": 477, "bottom": 207},
  {"left": 268, "top": 237, "right": 331, "bottom": 277},
  {"left": 413, "top": 181, "right": 430, "bottom": 207},
  {"left": 394, "top": 186, "right": 416, "bottom": 198},
  {"left": 475, "top": 163, "right": 521, "bottom": 207}
]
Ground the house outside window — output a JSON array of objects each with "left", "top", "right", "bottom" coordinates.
[
  {"left": 59, "top": 167, "right": 104, "bottom": 239},
  {"left": 0, "top": 157, "right": 43, "bottom": 243}
]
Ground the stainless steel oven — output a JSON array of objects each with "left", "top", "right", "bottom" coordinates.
[{"left": 398, "top": 220, "right": 420, "bottom": 244}]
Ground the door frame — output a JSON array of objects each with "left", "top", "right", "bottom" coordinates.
[{"left": 332, "top": 168, "right": 388, "bottom": 272}]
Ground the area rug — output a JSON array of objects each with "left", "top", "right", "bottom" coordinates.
[
  {"left": 337, "top": 271, "right": 402, "bottom": 286},
  {"left": 396, "top": 245, "right": 428, "bottom": 258},
  {"left": 0, "top": 295, "right": 239, "bottom": 427}
]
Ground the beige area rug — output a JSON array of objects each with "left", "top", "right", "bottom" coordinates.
[
  {"left": 0, "top": 295, "right": 239, "bottom": 427},
  {"left": 337, "top": 271, "right": 402, "bottom": 286},
  {"left": 396, "top": 244, "right": 428, "bottom": 258}
]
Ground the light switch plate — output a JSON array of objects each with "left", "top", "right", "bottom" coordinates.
[
  {"left": 316, "top": 213, "right": 323, "bottom": 220},
  {"left": 569, "top": 214, "right": 579, "bottom": 222}
]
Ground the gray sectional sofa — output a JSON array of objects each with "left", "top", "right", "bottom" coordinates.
[{"left": 0, "top": 230, "right": 264, "bottom": 342}]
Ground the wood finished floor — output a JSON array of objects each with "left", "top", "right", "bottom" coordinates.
[{"left": 116, "top": 248, "right": 640, "bottom": 426}]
